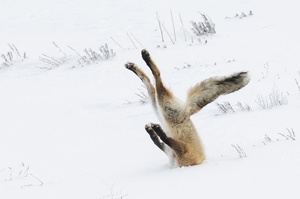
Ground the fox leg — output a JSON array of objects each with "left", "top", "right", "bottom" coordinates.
[
  {"left": 145, "top": 124, "right": 166, "bottom": 152},
  {"left": 125, "top": 62, "right": 157, "bottom": 112},
  {"left": 146, "top": 123, "right": 186, "bottom": 156},
  {"left": 141, "top": 50, "right": 185, "bottom": 123},
  {"left": 141, "top": 49, "right": 173, "bottom": 100}
]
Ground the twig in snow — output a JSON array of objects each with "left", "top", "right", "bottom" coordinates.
[
  {"left": 127, "top": 32, "right": 137, "bottom": 49},
  {"left": 231, "top": 144, "right": 247, "bottom": 158},
  {"left": 179, "top": 13, "right": 187, "bottom": 41},
  {"left": 130, "top": 33, "right": 143, "bottom": 48},
  {"left": 111, "top": 37, "right": 126, "bottom": 51},
  {"left": 295, "top": 79, "right": 300, "bottom": 91},
  {"left": 53, "top": 42, "right": 66, "bottom": 57},
  {"left": 161, "top": 23, "right": 175, "bottom": 44},
  {"left": 8, "top": 43, "right": 23, "bottom": 60},
  {"left": 170, "top": 10, "right": 176, "bottom": 42},
  {"left": 278, "top": 128, "right": 296, "bottom": 140},
  {"left": 39, "top": 54, "right": 62, "bottom": 67},
  {"left": 156, "top": 12, "right": 164, "bottom": 42},
  {"left": 30, "top": 174, "right": 44, "bottom": 186}
]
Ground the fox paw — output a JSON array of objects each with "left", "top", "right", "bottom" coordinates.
[
  {"left": 145, "top": 123, "right": 153, "bottom": 131},
  {"left": 145, "top": 123, "right": 156, "bottom": 136},
  {"left": 141, "top": 49, "right": 151, "bottom": 63},
  {"left": 151, "top": 124, "right": 166, "bottom": 138},
  {"left": 151, "top": 124, "right": 161, "bottom": 130},
  {"left": 125, "top": 62, "right": 137, "bottom": 71}
]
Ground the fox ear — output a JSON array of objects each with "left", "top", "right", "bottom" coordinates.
[{"left": 185, "top": 72, "right": 250, "bottom": 116}]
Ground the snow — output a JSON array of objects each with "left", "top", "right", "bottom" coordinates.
[{"left": 1, "top": 0, "right": 300, "bottom": 198}]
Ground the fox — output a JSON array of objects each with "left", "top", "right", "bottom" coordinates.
[{"left": 125, "top": 49, "right": 250, "bottom": 167}]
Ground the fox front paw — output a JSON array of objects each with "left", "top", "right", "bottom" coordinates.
[{"left": 125, "top": 62, "right": 137, "bottom": 71}]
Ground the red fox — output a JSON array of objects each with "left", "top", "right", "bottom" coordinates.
[{"left": 125, "top": 49, "right": 250, "bottom": 167}]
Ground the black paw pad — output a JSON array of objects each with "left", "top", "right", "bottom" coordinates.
[
  {"left": 151, "top": 124, "right": 161, "bottom": 131},
  {"left": 141, "top": 49, "right": 151, "bottom": 62},
  {"left": 125, "top": 62, "right": 136, "bottom": 71},
  {"left": 145, "top": 123, "right": 153, "bottom": 131}
]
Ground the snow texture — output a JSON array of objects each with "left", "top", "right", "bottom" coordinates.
[{"left": 0, "top": 0, "right": 300, "bottom": 198}]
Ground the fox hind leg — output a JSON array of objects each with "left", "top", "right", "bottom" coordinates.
[
  {"left": 141, "top": 50, "right": 173, "bottom": 99},
  {"left": 125, "top": 62, "right": 157, "bottom": 112},
  {"left": 141, "top": 50, "right": 185, "bottom": 123},
  {"left": 141, "top": 49, "right": 160, "bottom": 76}
]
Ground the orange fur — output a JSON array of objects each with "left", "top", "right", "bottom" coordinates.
[{"left": 125, "top": 49, "right": 250, "bottom": 167}]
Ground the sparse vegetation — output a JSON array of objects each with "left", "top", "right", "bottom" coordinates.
[
  {"left": 236, "top": 102, "right": 252, "bottom": 112},
  {"left": 226, "top": 11, "right": 254, "bottom": 19},
  {"left": 38, "top": 42, "right": 67, "bottom": 68},
  {"left": 217, "top": 102, "right": 235, "bottom": 114},
  {"left": 80, "top": 44, "right": 116, "bottom": 64},
  {"left": 295, "top": 79, "right": 300, "bottom": 91},
  {"left": 216, "top": 101, "right": 251, "bottom": 114},
  {"left": 69, "top": 43, "right": 116, "bottom": 67},
  {"left": 231, "top": 144, "right": 247, "bottom": 158},
  {"left": 262, "top": 128, "right": 296, "bottom": 145},
  {"left": 261, "top": 62, "right": 269, "bottom": 79},
  {"left": 191, "top": 13, "right": 216, "bottom": 37},
  {"left": 39, "top": 42, "right": 116, "bottom": 69},
  {"left": 39, "top": 53, "right": 65, "bottom": 67},
  {"left": 0, "top": 3, "right": 300, "bottom": 199},
  {"left": 1, "top": 44, "right": 26, "bottom": 68},
  {"left": 154, "top": 11, "right": 216, "bottom": 44},
  {"left": 256, "top": 87, "right": 288, "bottom": 109},
  {"left": 279, "top": 128, "right": 296, "bottom": 140},
  {"left": 0, "top": 162, "right": 44, "bottom": 188},
  {"left": 124, "top": 86, "right": 149, "bottom": 105},
  {"left": 135, "top": 86, "right": 149, "bottom": 104},
  {"left": 174, "top": 62, "right": 192, "bottom": 70},
  {"left": 264, "top": 134, "right": 272, "bottom": 143}
]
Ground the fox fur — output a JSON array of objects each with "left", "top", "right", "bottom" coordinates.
[{"left": 125, "top": 49, "right": 250, "bottom": 167}]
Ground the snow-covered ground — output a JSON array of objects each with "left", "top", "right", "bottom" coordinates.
[{"left": 1, "top": 0, "right": 299, "bottom": 198}]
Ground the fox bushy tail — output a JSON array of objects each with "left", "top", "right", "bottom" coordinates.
[{"left": 186, "top": 72, "right": 250, "bottom": 116}]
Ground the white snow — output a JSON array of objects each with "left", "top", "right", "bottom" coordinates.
[{"left": 0, "top": 0, "right": 300, "bottom": 198}]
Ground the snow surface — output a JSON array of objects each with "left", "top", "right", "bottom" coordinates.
[{"left": 1, "top": 0, "right": 300, "bottom": 198}]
